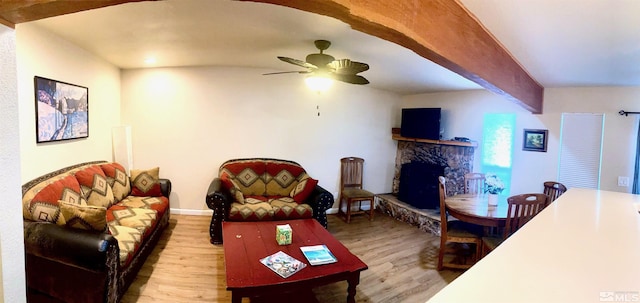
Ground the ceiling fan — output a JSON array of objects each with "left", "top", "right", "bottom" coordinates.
[{"left": 265, "top": 40, "right": 370, "bottom": 85}]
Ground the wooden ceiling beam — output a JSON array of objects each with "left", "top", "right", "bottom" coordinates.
[
  {"left": 0, "top": 0, "right": 152, "bottom": 26},
  {"left": 0, "top": 0, "right": 544, "bottom": 113},
  {"left": 242, "top": 0, "right": 544, "bottom": 113}
]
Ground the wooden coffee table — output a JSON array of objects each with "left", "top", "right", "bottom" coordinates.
[{"left": 223, "top": 219, "right": 368, "bottom": 303}]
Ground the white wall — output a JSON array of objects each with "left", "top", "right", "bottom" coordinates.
[
  {"left": 121, "top": 66, "right": 400, "bottom": 212},
  {"left": 0, "top": 24, "right": 27, "bottom": 303},
  {"left": 402, "top": 88, "right": 639, "bottom": 194},
  {"left": 544, "top": 87, "right": 639, "bottom": 192},
  {"left": 16, "top": 24, "right": 121, "bottom": 182}
]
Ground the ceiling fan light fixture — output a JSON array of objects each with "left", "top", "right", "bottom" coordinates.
[{"left": 305, "top": 75, "right": 333, "bottom": 92}]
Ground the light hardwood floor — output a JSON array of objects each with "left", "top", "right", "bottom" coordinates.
[{"left": 121, "top": 212, "right": 463, "bottom": 303}]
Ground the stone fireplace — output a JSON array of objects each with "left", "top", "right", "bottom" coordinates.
[
  {"left": 376, "top": 131, "right": 476, "bottom": 235},
  {"left": 393, "top": 140, "right": 475, "bottom": 197}
]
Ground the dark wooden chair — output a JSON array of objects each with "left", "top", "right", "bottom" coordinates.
[
  {"left": 437, "top": 176, "right": 482, "bottom": 270},
  {"left": 543, "top": 181, "right": 567, "bottom": 202},
  {"left": 338, "top": 157, "right": 375, "bottom": 223},
  {"left": 482, "top": 193, "right": 549, "bottom": 256},
  {"left": 464, "top": 172, "right": 486, "bottom": 194}
]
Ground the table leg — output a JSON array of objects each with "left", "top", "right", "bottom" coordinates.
[
  {"left": 346, "top": 273, "right": 361, "bottom": 303},
  {"left": 231, "top": 292, "right": 242, "bottom": 303}
]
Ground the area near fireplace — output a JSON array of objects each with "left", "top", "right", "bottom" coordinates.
[{"left": 376, "top": 129, "right": 477, "bottom": 235}]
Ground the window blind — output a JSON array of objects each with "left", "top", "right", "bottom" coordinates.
[{"left": 558, "top": 113, "right": 604, "bottom": 189}]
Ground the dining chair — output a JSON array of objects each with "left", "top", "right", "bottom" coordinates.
[
  {"left": 464, "top": 172, "right": 486, "bottom": 194},
  {"left": 437, "top": 176, "right": 483, "bottom": 270},
  {"left": 543, "top": 181, "right": 567, "bottom": 202},
  {"left": 481, "top": 193, "right": 549, "bottom": 256},
  {"left": 338, "top": 157, "right": 375, "bottom": 223}
]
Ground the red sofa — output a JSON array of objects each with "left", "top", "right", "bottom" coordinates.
[
  {"left": 206, "top": 158, "right": 334, "bottom": 244},
  {"left": 22, "top": 161, "right": 171, "bottom": 303}
]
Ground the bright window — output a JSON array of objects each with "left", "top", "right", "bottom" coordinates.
[
  {"left": 558, "top": 113, "right": 604, "bottom": 189},
  {"left": 481, "top": 114, "right": 516, "bottom": 195}
]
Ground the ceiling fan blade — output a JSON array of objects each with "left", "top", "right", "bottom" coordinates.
[
  {"left": 278, "top": 56, "right": 317, "bottom": 69},
  {"left": 332, "top": 73, "right": 370, "bottom": 85},
  {"left": 263, "top": 71, "right": 310, "bottom": 75},
  {"left": 329, "top": 59, "right": 370, "bottom": 75}
]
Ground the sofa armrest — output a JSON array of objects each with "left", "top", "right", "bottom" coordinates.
[
  {"left": 159, "top": 178, "right": 171, "bottom": 197},
  {"left": 304, "top": 185, "right": 334, "bottom": 229},
  {"left": 24, "top": 221, "right": 118, "bottom": 272},
  {"left": 206, "top": 178, "right": 232, "bottom": 244}
]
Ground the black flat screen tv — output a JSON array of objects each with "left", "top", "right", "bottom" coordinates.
[{"left": 400, "top": 108, "right": 441, "bottom": 140}]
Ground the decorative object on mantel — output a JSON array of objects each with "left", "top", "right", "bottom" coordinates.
[
  {"left": 485, "top": 174, "right": 505, "bottom": 206},
  {"left": 391, "top": 128, "right": 477, "bottom": 147},
  {"left": 522, "top": 129, "right": 548, "bottom": 152},
  {"left": 34, "top": 76, "right": 88, "bottom": 143},
  {"left": 619, "top": 110, "right": 640, "bottom": 116}
]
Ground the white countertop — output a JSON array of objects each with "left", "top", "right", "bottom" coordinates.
[{"left": 427, "top": 188, "right": 640, "bottom": 303}]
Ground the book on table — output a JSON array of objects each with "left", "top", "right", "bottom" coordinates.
[
  {"left": 260, "top": 251, "right": 306, "bottom": 278},
  {"left": 300, "top": 245, "right": 338, "bottom": 265}
]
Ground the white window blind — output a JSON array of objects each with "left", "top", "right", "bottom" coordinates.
[{"left": 558, "top": 113, "right": 604, "bottom": 189}]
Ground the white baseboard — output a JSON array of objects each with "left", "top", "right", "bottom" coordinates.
[
  {"left": 327, "top": 202, "right": 374, "bottom": 215},
  {"left": 326, "top": 208, "right": 339, "bottom": 214},
  {"left": 170, "top": 208, "right": 212, "bottom": 216}
]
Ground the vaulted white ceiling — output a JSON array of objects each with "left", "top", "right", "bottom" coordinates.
[{"left": 28, "top": 0, "right": 640, "bottom": 95}]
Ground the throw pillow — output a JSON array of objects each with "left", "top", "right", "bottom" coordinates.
[
  {"left": 58, "top": 201, "right": 107, "bottom": 232},
  {"left": 221, "top": 176, "right": 245, "bottom": 204},
  {"left": 26, "top": 174, "right": 84, "bottom": 224},
  {"left": 289, "top": 177, "right": 318, "bottom": 203},
  {"left": 74, "top": 165, "right": 116, "bottom": 208},
  {"left": 100, "top": 162, "right": 131, "bottom": 201},
  {"left": 130, "top": 167, "right": 163, "bottom": 197}
]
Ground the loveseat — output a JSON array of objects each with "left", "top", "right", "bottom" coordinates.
[
  {"left": 206, "top": 158, "right": 334, "bottom": 244},
  {"left": 22, "top": 161, "right": 171, "bottom": 303}
]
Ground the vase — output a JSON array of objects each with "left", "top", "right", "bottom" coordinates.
[{"left": 488, "top": 193, "right": 499, "bottom": 206}]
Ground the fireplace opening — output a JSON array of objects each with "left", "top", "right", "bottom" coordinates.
[{"left": 398, "top": 162, "right": 446, "bottom": 209}]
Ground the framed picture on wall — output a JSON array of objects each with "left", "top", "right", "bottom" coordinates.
[
  {"left": 522, "top": 129, "right": 548, "bottom": 152},
  {"left": 34, "top": 76, "right": 88, "bottom": 143}
]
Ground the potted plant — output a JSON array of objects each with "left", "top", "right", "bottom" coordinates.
[{"left": 485, "top": 174, "right": 505, "bottom": 206}]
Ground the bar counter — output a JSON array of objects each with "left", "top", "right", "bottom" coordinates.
[{"left": 427, "top": 188, "right": 640, "bottom": 303}]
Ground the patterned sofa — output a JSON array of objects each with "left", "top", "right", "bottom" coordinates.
[
  {"left": 22, "top": 161, "right": 171, "bottom": 303},
  {"left": 206, "top": 158, "right": 334, "bottom": 244}
]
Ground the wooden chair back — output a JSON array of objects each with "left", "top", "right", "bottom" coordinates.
[
  {"left": 438, "top": 176, "right": 449, "bottom": 233},
  {"left": 543, "top": 181, "right": 567, "bottom": 202},
  {"left": 340, "top": 157, "right": 365, "bottom": 191},
  {"left": 464, "top": 172, "right": 486, "bottom": 194},
  {"left": 503, "top": 193, "right": 549, "bottom": 238}
]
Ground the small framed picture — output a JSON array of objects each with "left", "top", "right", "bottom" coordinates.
[
  {"left": 34, "top": 76, "right": 88, "bottom": 143},
  {"left": 523, "top": 129, "right": 548, "bottom": 152}
]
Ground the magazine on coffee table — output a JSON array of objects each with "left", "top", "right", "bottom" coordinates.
[
  {"left": 300, "top": 245, "right": 338, "bottom": 265},
  {"left": 260, "top": 251, "right": 306, "bottom": 278}
]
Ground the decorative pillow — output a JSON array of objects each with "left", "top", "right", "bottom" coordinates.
[
  {"left": 26, "top": 174, "right": 84, "bottom": 224},
  {"left": 289, "top": 177, "right": 318, "bottom": 203},
  {"left": 58, "top": 201, "right": 107, "bottom": 231},
  {"left": 221, "top": 176, "right": 245, "bottom": 204},
  {"left": 130, "top": 167, "right": 163, "bottom": 197},
  {"left": 100, "top": 162, "right": 131, "bottom": 201},
  {"left": 74, "top": 165, "right": 116, "bottom": 208}
]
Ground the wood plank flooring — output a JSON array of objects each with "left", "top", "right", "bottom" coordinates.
[{"left": 121, "top": 212, "right": 463, "bottom": 303}]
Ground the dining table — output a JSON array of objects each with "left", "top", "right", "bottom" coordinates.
[{"left": 444, "top": 193, "right": 510, "bottom": 227}]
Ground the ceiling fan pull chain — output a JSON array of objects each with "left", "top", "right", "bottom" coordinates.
[{"left": 317, "top": 105, "right": 320, "bottom": 116}]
